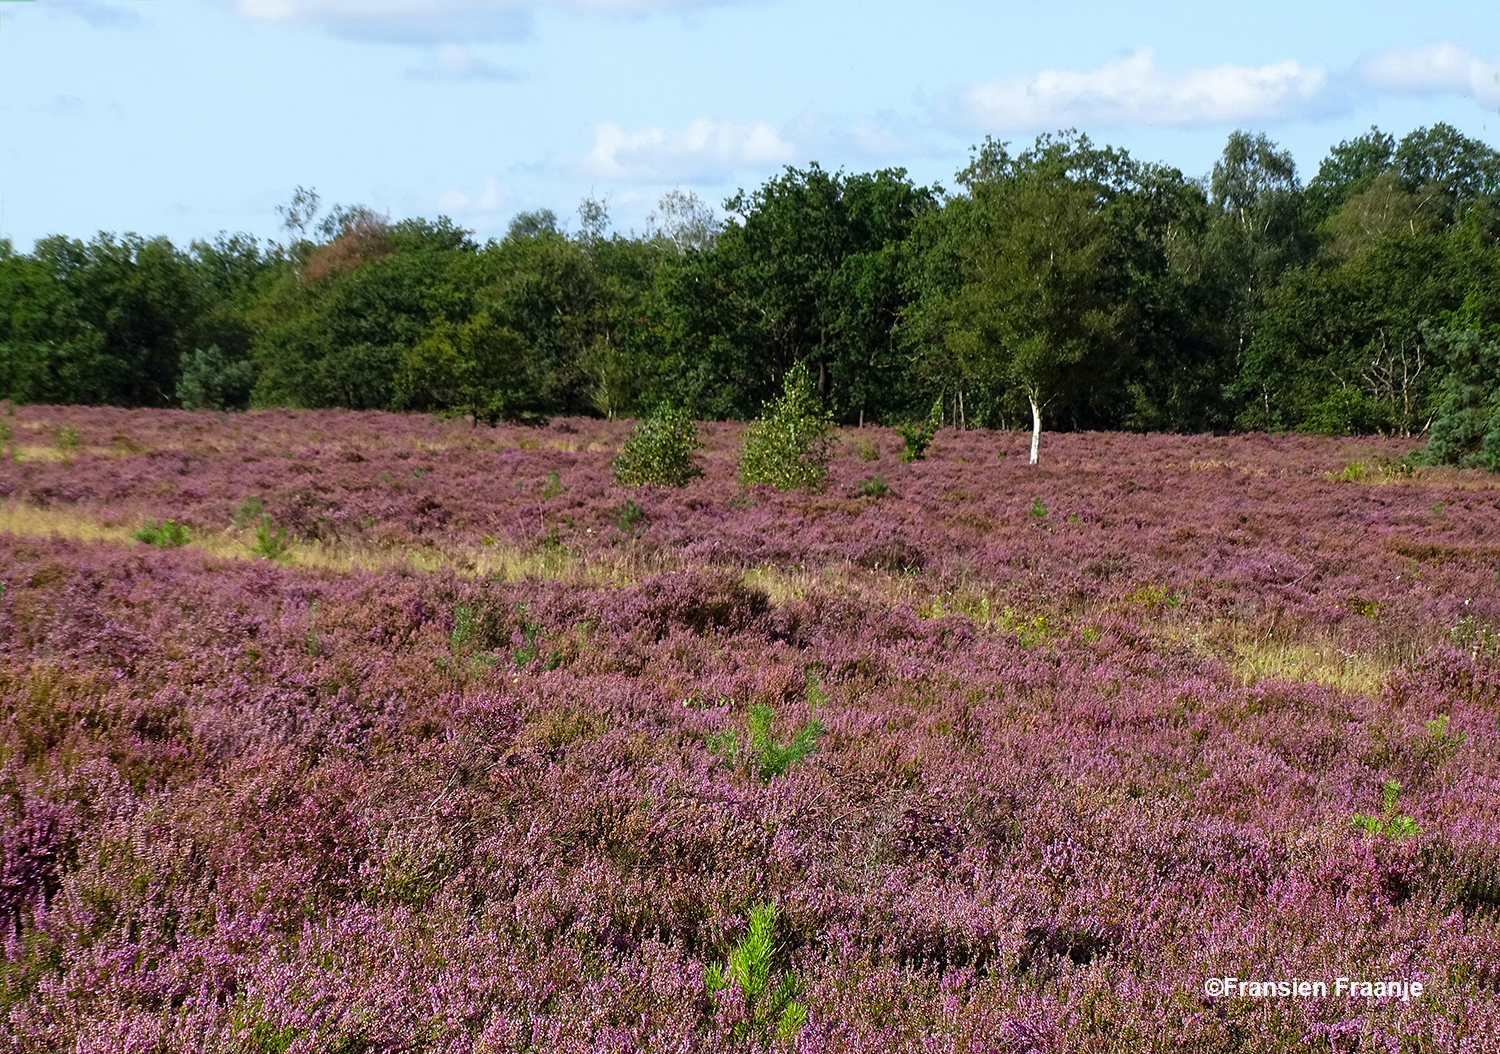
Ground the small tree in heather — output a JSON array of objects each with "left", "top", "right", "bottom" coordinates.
[
  {"left": 612, "top": 402, "right": 703, "bottom": 487},
  {"left": 739, "top": 362, "right": 833, "bottom": 491}
]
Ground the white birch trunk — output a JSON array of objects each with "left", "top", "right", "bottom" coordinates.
[{"left": 1028, "top": 391, "right": 1042, "bottom": 465}]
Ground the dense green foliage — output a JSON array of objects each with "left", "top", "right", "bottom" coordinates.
[
  {"left": 612, "top": 402, "right": 704, "bottom": 487},
  {"left": 3, "top": 122, "right": 1499, "bottom": 461},
  {"left": 738, "top": 362, "right": 835, "bottom": 491}
]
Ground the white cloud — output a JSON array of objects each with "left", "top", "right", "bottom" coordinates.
[
  {"left": 1359, "top": 44, "right": 1500, "bottom": 107},
  {"left": 580, "top": 118, "right": 796, "bottom": 182},
  {"left": 437, "top": 175, "right": 512, "bottom": 214},
  {"left": 957, "top": 48, "right": 1330, "bottom": 131},
  {"left": 228, "top": 0, "right": 734, "bottom": 42},
  {"left": 406, "top": 43, "right": 517, "bottom": 80}
]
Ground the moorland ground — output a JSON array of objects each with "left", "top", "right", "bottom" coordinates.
[{"left": 2, "top": 407, "right": 1499, "bottom": 1052}]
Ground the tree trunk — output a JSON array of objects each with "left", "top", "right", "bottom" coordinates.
[{"left": 1028, "top": 391, "right": 1042, "bottom": 466}]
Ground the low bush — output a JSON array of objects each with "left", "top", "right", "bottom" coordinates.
[
  {"left": 250, "top": 515, "right": 291, "bottom": 562},
  {"left": 895, "top": 397, "right": 942, "bottom": 462},
  {"left": 739, "top": 363, "right": 833, "bottom": 491},
  {"left": 133, "top": 519, "right": 189, "bottom": 548},
  {"left": 613, "top": 403, "right": 704, "bottom": 487}
]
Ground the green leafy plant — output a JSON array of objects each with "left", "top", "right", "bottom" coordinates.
[
  {"left": 177, "top": 345, "right": 253, "bottom": 411},
  {"left": 1028, "top": 497, "right": 1048, "bottom": 518},
  {"left": 739, "top": 362, "right": 834, "bottom": 491},
  {"left": 250, "top": 515, "right": 291, "bottom": 562},
  {"left": 612, "top": 498, "right": 646, "bottom": 533},
  {"left": 54, "top": 425, "right": 80, "bottom": 461},
  {"left": 133, "top": 519, "right": 190, "bottom": 549},
  {"left": 852, "top": 475, "right": 888, "bottom": 498},
  {"left": 703, "top": 903, "right": 808, "bottom": 1046},
  {"left": 709, "top": 703, "right": 826, "bottom": 783},
  {"left": 232, "top": 495, "right": 265, "bottom": 530},
  {"left": 509, "top": 603, "right": 560, "bottom": 671},
  {"left": 540, "top": 469, "right": 563, "bottom": 499},
  {"left": 613, "top": 402, "right": 704, "bottom": 487},
  {"left": 854, "top": 437, "right": 879, "bottom": 462},
  {"left": 1351, "top": 780, "right": 1419, "bottom": 840},
  {"left": 895, "top": 396, "right": 942, "bottom": 462}
]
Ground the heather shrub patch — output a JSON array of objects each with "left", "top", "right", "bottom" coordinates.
[{"left": 2, "top": 418, "right": 1500, "bottom": 1048}]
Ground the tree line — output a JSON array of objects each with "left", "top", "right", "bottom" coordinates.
[{"left": 3, "top": 124, "right": 1499, "bottom": 464}]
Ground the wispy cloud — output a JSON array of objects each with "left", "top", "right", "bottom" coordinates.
[
  {"left": 32, "top": 1, "right": 146, "bottom": 29},
  {"left": 406, "top": 43, "right": 517, "bottom": 80},
  {"left": 577, "top": 118, "right": 797, "bottom": 182},
  {"left": 1358, "top": 44, "right": 1500, "bottom": 107},
  {"left": 41, "top": 95, "right": 86, "bottom": 116},
  {"left": 228, "top": 0, "right": 736, "bottom": 43},
  {"left": 955, "top": 48, "right": 1331, "bottom": 131},
  {"left": 436, "top": 175, "right": 512, "bottom": 214}
]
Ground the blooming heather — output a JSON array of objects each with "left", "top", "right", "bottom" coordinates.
[{"left": 0, "top": 407, "right": 1498, "bottom": 1051}]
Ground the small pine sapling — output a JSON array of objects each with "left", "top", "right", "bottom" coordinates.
[
  {"left": 704, "top": 903, "right": 808, "bottom": 1045},
  {"left": 250, "top": 515, "right": 291, "bottom": 562},
  {"left": 133, "top": 519, "right": 190, "bottom": 549},
  {"left": 1351, "top": 780, "right": 1419, "bottom": 840}
]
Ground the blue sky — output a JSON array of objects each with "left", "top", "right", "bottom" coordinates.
[{"left": 2, "top": 0, "right": 1498, "bottom": 250}]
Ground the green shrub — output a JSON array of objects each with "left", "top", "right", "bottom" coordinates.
[
  {"left": 855, "top": 437, "right": 879, "bottom": 462},
  {"left": 704, "top": 903, "right": 808, "bottom": 1046},
  {"left": 709, "top": 703, "right": 826, "bottom": 783},
  {"left": 612, "top": 498, "right": 646, "bottom": 533},
  {"left": 540, "top": 469, "right": 563, "bottom": 499},
  {"left": 54, "top": 426, "right": 80, "bottom": 460},
  {"left": 133, "top": 519, "right": 190, "bottom": 549},
  {"left": 177, "top": 345, "right": 253, "bottom": 411},
  {"left": 895, "top": 397, "right": 943, "bottom": 462},
  {"left": 613, "top": 403, "right": 704, "bottom": 487},
  {"left": 1028, "top": 497, "right": 1048, "bottom": 518},
  {"left": 739, "top": 363, "right": 833, "bottom": 491},
  {"left": 232, "top": 495, "right": 265, "bottom": 530},
  {"left": 1352, "top": 780, "right": 1419, "bottom": 840},
  {"left": 250, "top": 515, "right": 291, "bottom": 562},
  {"left": 852, "top": 475, "right": 888, "bottom": 498}
]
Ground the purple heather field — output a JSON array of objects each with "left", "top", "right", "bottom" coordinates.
[{"left": 2, "top": 406, "right": 1500, "bottom": 1053}]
